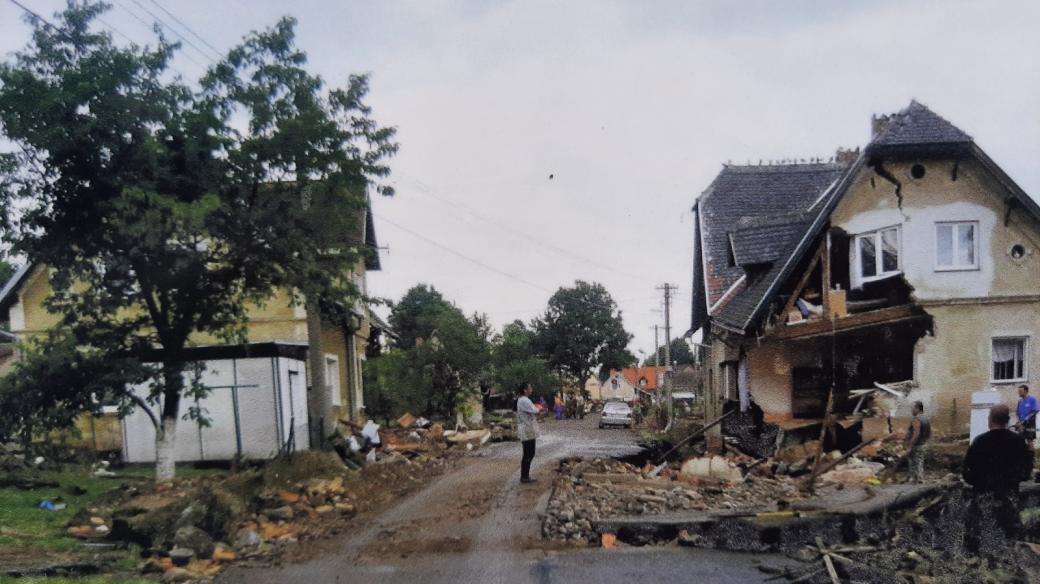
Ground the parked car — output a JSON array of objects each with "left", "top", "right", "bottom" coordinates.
[{"left": 599, "top": 400, "right": 633, "bottom": 429}]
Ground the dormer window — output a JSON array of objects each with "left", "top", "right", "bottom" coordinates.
[{"left": 854, "top": 225, "right": 900, "bottom": 283}]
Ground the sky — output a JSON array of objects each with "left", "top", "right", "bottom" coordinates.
[{"left": 2, "top": 0, "right": 1039, "bottom": 358}]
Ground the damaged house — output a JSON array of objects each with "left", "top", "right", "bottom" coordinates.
[{"left": 690, "top": 101, "right": 1040, "bottom": 439}]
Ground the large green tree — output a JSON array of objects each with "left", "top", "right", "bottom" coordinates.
[
  {"left": 369, "top": 285, "right": 490, "bottom": 420},
  {"left": 491, "top": 320, "right": 557, "bottom": 400},
  {"left": 643, "top": 337, "right": 695, "bottom": 367},
  {"left": 532, "top": 281, "right": 635, "bottom": 395},
  {"left": 0, "top": 3, "right": 396, "bottom": 479}
]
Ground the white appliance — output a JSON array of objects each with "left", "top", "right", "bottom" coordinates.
[{"left": 970, "top": 389, "right": 1003, "bottom": 443}]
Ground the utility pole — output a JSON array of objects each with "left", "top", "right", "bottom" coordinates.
[
  {"left": 657, "top": 283, "right": 677, "bottom": 431},
  {"left": 653, "top": 325, "right": 659, "bottom": 366}
]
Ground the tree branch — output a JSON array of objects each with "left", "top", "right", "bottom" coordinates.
[{"left": 128, "top": 392, "right": 160, "bottom": 433}]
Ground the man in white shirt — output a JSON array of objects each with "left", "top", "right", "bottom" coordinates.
[{"left": 516, "top": 382, "right": 540, "bottom": 483}]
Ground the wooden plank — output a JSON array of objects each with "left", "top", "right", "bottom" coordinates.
[
  {"left": 781, "top": 240, "right": 826, "bottom": 322},
  {"left": 872, "top": 382, "right": 904, "bottom": 398},
  {"left": 772, "top": 305, "right": 924, "bottom": 340},
  {"left": 822, "top": 232, "right": 832, "bottom": 317}
]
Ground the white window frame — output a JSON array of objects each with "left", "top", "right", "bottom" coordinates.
[
  {"left": 853, "top": 225, "right": 902, "bottom": 284},
  {"left": 991, "top": 336, "right": 1029, "bottom": 384},
  {"left": 934, "top": 221, "right": 979, "bottom": 272},
  {"left": 325, "top": 354, "right": 342, "bottom": 406}
]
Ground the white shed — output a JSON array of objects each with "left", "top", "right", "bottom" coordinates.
[{"left": 122, "top": 343, "right": 310, "bottom": 463}]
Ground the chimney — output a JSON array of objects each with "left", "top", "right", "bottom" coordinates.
[
  {"left": 871, "top": 114, "right": 891, "bottom": 139},
  {"left": 834, "top": 147, "right": 860, "bottom": 164}
]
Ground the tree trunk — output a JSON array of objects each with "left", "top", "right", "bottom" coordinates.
[
  {"left": 155, "top": 363, "right": 183, "bottom": 482},
  {"left": 155, "top": 416, "right": 177, "bottom": 482}
]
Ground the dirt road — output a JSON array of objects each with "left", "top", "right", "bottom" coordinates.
[{"left": 218, "top": 417, "right": 783, "bottom": 584}]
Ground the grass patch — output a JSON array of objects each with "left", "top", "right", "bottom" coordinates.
[
  {"left": 0, "top": 573, "right": 151, "bottom": 577},
  {"left": 0, "top": 465, "right": 225, "bottom": 554}
]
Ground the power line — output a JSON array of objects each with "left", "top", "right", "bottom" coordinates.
[
  {"left": 6, "top": 0, "right": 191, "bottom": 78},
  {"left": 394, "top": 172, "right": 632, "bottom": 276},
  {"left": 114, "top": 0, "right": 207, "bottom": 70},
  {"left": 375, "top": 213, "right": 550, "bottom": 294},
  {"left": 375, "top": 212, "right": 643, "bottom": 318},
  {"left": 124, "top": 0, "right": 217, "bottom": 66},
  {"left": 146, "top": 0, "right": 223, "bottom": 60}
]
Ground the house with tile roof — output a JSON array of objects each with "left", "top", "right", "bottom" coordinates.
[
  {"left": 690, "top": 101, "right": 1040, "bottom": 435},
  {"left": 0, "top": 204, "right": 388, "bottom": 461}
]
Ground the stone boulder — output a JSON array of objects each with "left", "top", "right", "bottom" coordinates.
[{"left": 173, "top": 526, "right": 215, "bottom": 559}]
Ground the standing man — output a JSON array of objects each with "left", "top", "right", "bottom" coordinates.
[
  {"left": 905, "top": 401, "right": 931, "bottom": 483},
  {"left": 1016, "top": 384, "right": 1038, "bottom": 449},
  {"left": 962, "top": 404, "right": 1033, "bottom": 554},
  {"left": 516, "top": 382, "right": 540, "bottom": 484}
]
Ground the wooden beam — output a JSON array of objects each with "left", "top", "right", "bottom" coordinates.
[
  {"left": 822, "top": 232, "right": 832, "bottom": 317},
  {"left": 770, "top": 304, "right": 924, "bottom": 340},
  {"left": 781, "top": 239, "right": 827, "bottom": 321}
]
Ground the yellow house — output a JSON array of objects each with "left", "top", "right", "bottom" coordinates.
[
  {"left": 0, "top": 206, "right": 387, "bottom": 460},
  {"left": 692, "top": 101, "right": 1040, "bottom": 436}
]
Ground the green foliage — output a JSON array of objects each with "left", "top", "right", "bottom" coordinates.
[
  {"left": 643, "top": 337, "right": 695, "bottom": 367},
  {"left": 532, "top": 280, "right": 635, "bottom": 390},
  {"left": 364, "top": 285, "right": 490, "bottom": 420},
  {"left": 0, "top": 2, "right": 396, "bottom": 457},
  {"left": 0, "top": 331, "right": 153, "bottom": 446},
  {"left": 492, "top": 321, "right": 557, "bottom": 400}
]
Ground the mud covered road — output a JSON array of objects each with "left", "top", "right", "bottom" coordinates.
[{"left": 218, "top": 417, "right": 786, "bottom": 584}]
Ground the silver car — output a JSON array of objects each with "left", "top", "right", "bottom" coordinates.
[{"left": 599, "top": 400, "right": 633, "bottom": 428}]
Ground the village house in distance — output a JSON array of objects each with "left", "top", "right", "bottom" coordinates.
[
  {"left": 0, "top": 204, "right": 386, "bottom": 462},
  {"left": 691, "top": 101, "right": 1040, "bottom": 436}
]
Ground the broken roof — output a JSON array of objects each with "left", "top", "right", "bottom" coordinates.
[
  {"left": 692, "top": 100, "right": 1040, "bottom": 336},
  {"left": 696, "top": 162, "right": 847, "bottom": 329}
]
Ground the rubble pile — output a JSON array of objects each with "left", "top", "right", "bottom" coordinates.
[
  {"left": 542, "top": 457, "right": 803, "bottom": 543},
  {"left": 56, "top": 446, "right": 459, "bottom": 582},
  {"left": 331, "top": 413, "right": 501, "bottom": 468}
]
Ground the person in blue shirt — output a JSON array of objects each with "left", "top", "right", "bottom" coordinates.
[{"left": 1015, "top": 384, "right": 1038, "bottom": 449}]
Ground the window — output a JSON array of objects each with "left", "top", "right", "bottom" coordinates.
[
  {"left": 992, "top": 337, "right": 1028, "bottom": 382},
  {"left": 854, "top": 226, "right": 900, "bottom": 281},
  {"left": 935, "top": 222, "right": 978, "bottom": 270},
  {"left": 325, "top": 355, "right": 341, "bottom": 406}
]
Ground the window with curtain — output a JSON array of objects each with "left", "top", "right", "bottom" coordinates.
[{"left": 992, "top": 337, "right": 1027, "bottom": 382}]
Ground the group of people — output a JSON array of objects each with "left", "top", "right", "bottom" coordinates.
[{"left": 904, "top": 384, "right": 1036, "bottom": 484}]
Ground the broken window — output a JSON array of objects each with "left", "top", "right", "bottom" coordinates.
[
  {"left": 720, "top": 361, "right": 738, "bottom": 401},
  {"left": 935, "top": 221, "right": 978, "bottom": 270},
  {"left": 992, "top": 337, "right": 1028, "bottom": 382},
  {"left": 854, "top": 226, "right": 900, "bottom": 283}
]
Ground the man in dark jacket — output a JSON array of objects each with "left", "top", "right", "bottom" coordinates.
[
  {"left": 963, "top": 404, "right": 1033, "bottom": 492},
  {"left": 962, "top": 404, "right": 1033, "bottom": 554}
]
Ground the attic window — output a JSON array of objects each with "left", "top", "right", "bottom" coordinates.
[
  {"left": 1010, "top": 244, "right": 1027, "bottom": 260},
  {"left": 910, "top": 164, "right": 926, "bottom": 180},
  {"left": 854, "top": 225, "right": 900, "bottom": 284}
]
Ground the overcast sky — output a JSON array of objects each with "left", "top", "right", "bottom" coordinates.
[{"left": 2, "top": 0, "right": 1039, "bottom": 358}]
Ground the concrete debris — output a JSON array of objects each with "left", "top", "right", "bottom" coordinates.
[
  {"left": 680, "top": 456, "right": 744, "bottom": 483},
  {"left": 817, "top": 460, "right": 884, "bottom": 485},
  {"left": 447, "top": 429, "right": 492, "bottom": 448},
  {"left": 542, "top": 458, "right": 801, "bottom": 543}
]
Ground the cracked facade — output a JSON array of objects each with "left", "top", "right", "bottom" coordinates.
[{"left": 690, "top": 101, "right": 1040, "bottom": 435}]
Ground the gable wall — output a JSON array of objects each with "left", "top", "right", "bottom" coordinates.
[
  {"left": 831, "top": 158, "right": 1040, "bottom": 298},
  {"left": 827, "top": 157, "right": 1040, "bottom": 433}
]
